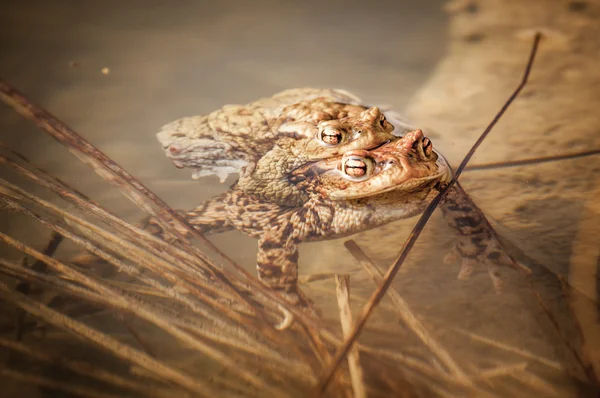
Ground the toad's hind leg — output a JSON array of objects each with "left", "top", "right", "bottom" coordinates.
[
  {"left": 440, "top": 182, "right": 531, "bottom": 292},
  {"left": 145, "top": 192, "right": 233, "bottom": 240},
  {"left": 256, "top": 226, "right": 312, "bottom": 308}
]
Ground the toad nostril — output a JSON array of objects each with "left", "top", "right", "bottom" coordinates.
[{"left": 168, "top": 145, "right": 181, "bottom": 154}]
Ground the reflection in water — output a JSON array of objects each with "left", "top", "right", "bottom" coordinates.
[{"left": 1, "top": 1, "right": 599, "bottom": 397}]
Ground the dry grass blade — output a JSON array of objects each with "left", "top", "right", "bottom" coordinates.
[
  {"left": 0, "top": 150, "right": 326, "bottom": 381},
  {"left": 0, "top": 368, "right": 129, "bottom": 398},
  {"left": 472, "top": 362, "right": 528, "bottom": 381},
  {"left": 0, "top": 280, "right": 218, "bottom": 396},
  {"left": 0, "top": 181, "right": 252, "bottom": 324},
  {"left": 344, "top": 240, "right": 470, "bottom": 383},
  {"left": 0, "top": 103, "right": 333, "bottom": 368},
  {"left": 13, "top": 232, "right": 63, "bottom": 341},
  {"left": 0, "top": 232, "right": 290, "bottom": 397},
  {"left": 0, "top": 337, "right": 178, "bottom": 398},
  {"left": 335, "top": 275, "right": 366, "bottom": 398},
  {"left": 0, "top": 81, "right": 302, "bottom": 326},
  {"left": 311, "top": 33, "right": 543, "bottom": 395},
  {"left": 0, "top": 256, "right": 311, "bottom": 384},
  {"left": 0, "top": 163, "right": 319, "bottom": 366}
]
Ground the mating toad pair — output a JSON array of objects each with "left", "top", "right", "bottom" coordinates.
[{"left": 154, "top": 88, "right": 519, "bottom": 306}]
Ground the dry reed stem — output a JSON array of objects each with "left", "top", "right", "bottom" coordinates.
[
  {"left": 0, "top": 187, "right": 261, "bottom": 338},
  {"left": 0, "top": 233, "right": 289, "bottom": 397},
  {"left": 344, "top": 239, "right": 470, "bottom": 383},
  {"left": 472, "top": 362, "right": 529, "bottom": 381},
  {"left": 0, "top": 368, "right": 129, "bottom": 398},
  {"left": 0, "top": 159, "right": 321, "bottom": 380},
  {"left": 11, "top": 232, "right": 63, "bottom": 353},
  {"left": 0, "top": 145, "right": 330, "bottom": 367},
  {"left": 298, "top": 282, "right": 461, "bottom": 387},
  {"left": 0, "top": 280, "right": 219, "bottom": 396},
  {"left": 311, "top": 34, "right": 543, "bottom": 395},
  {"left": 0, "top": 152, "right": 252, "bottom": 309},
  {"left": 1, "top": 149, "right": 330, "bottom": 373},
  {"left": 0, "top": 82, "right": 302, "bottom": 329},
  {"left": 0, "top": 178, "right": 309, "bottom": 361},
  {"left": 0, "top": 337, "right": 178, "bottom": 398},
  {"left": 335, "top": 275, "right": 367, "bottom": 398},
  {"left": 1, "top": 250, "right": 314, "bottom": 392}
]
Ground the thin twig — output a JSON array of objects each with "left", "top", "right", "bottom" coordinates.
[
  {"left": 311, "top": 33, "right": 543, "bottom": 395},
  {"left": 335, "top": 275, "right": 367, "bottom": 398}
]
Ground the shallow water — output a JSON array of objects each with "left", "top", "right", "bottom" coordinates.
[{"left": 1, "top": 1, "right": 599, "bottom": 397}]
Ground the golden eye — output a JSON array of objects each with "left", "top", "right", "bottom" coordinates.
[
  {"left": 423, "top": 137, "right": 433, "bottom": 156},
  {"left": 318, "top": 126, "right": 345, "bottom": 146},
  {"left": 379, "top": 115, "right": 387, "bottom": 128},
  {"left": 341, "top": 155, "right": 374, "bottom": 181}
]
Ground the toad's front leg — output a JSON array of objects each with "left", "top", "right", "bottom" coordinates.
[
  {"left": 144, "top": 192, "right": 234, "bottom": 240},
  {"left": 440, "top": 182, "right": 531, "bottom": 292}
]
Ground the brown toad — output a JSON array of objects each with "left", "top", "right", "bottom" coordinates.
[
  {"left": 156, "top": 89, "right": 413, "bottom": 205},
  {"left": 155, "top": 130, "right": 518, "bottom": 305}
]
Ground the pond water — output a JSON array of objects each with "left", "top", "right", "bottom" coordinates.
[{"left": 1, "top": 1, "right": 598, "bottom": 397}]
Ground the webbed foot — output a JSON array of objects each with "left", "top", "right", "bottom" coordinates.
[
  {"left": 273, "top": 288, "right": 320, "bottom": 330},
  {"left": 441, "top": 182, "right": 531, "bottom": 292},
  {"left": 443, "top": 235, "right": 531, "bottom": 293}
]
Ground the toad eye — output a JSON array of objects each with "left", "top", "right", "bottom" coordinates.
[
  {"left": 379, "top": 115, "right": 387, "bottom": 128},
  {"left": 317, "top": 126, "right": 345, "bottom": 146},
  {"left": 341, "top": 155, "right": 374, "bottom": 182},
  {"left": 422, "top": 137, "right": 433, "bottom": 156}
]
